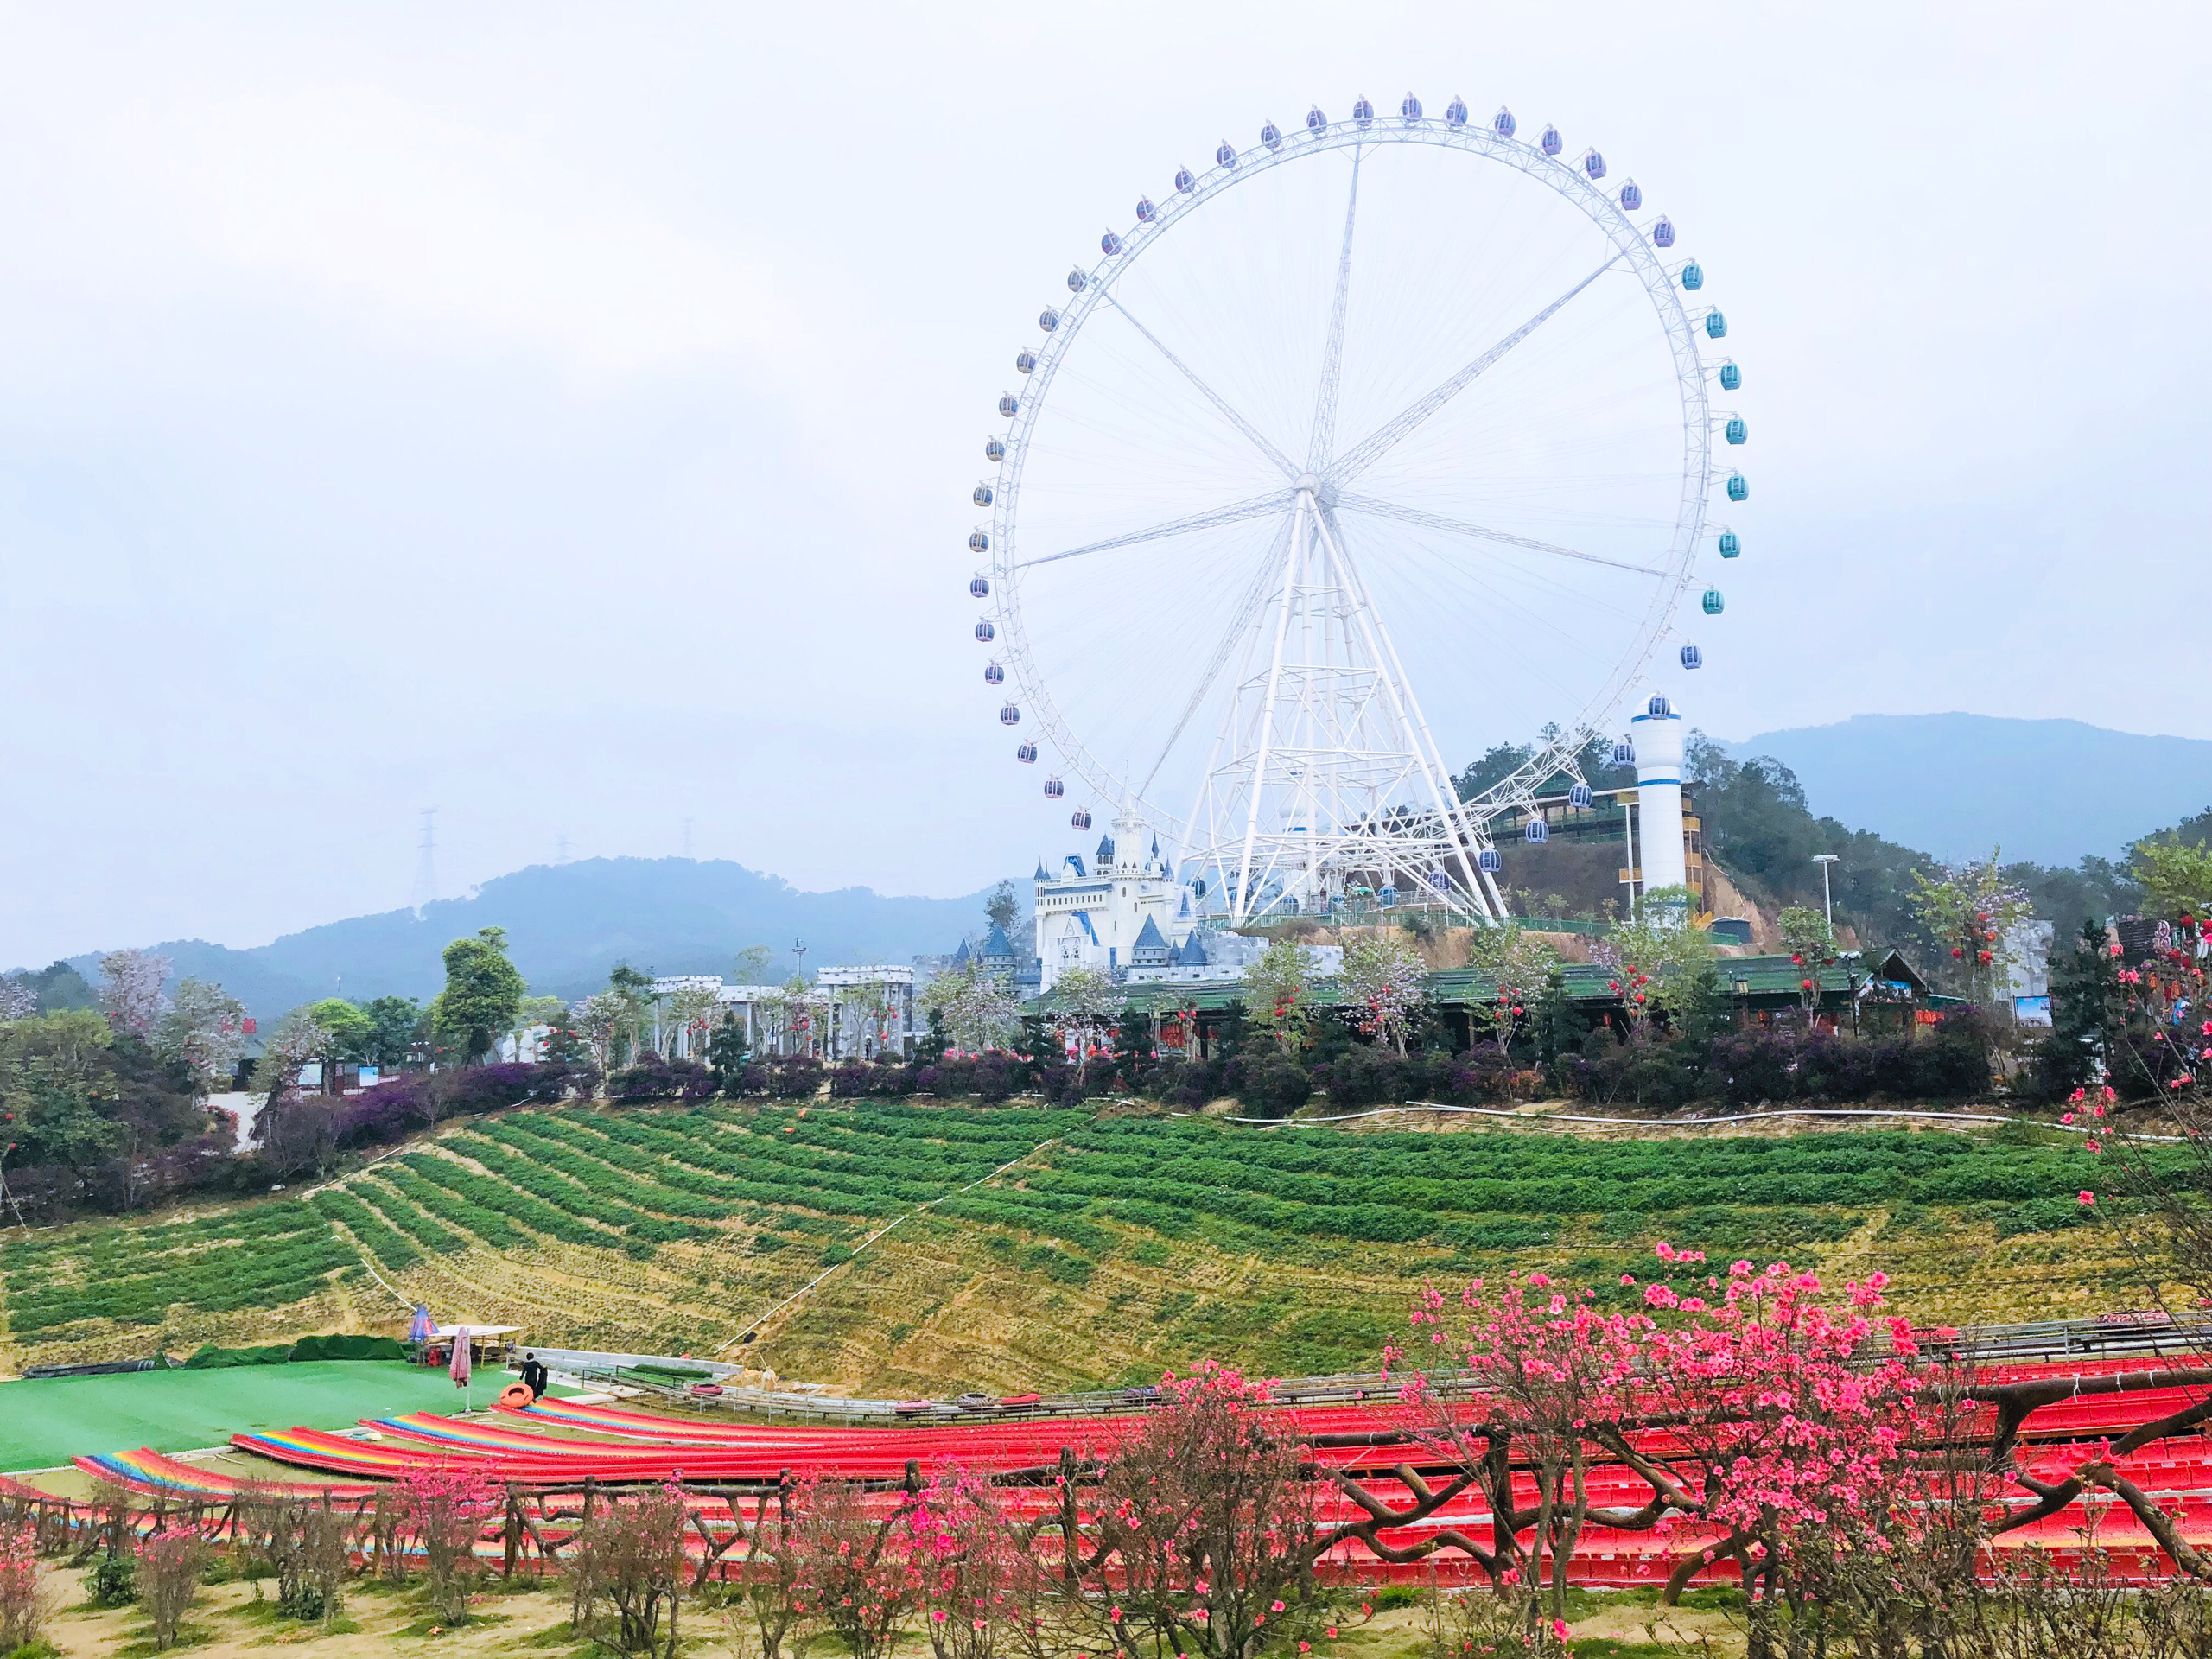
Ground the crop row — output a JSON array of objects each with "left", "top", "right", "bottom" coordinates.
[
  {"left": 308, "top": 1189, "right": 423, "bottom": 1272},
  {"left": 3, "top": 1212, "right": 354, "bottom": 1335},
  {"left": 444, "top": 1130, "right": 716, "bottom": 1249},
  {"left": 577, "top": 1116, "right": 927, "bottom": 1214},
  {"left": 377, "top": 1161, "right": 532, "bottom": 1251},
  {"left": 353, "top": 1178, "right": 468, "bottom": 1255},
  {"left": 485, "top": 1119, "right": 729, "bottom": 1218},
  {"left": 0, "top": 1201, "right": 322, "bottom": 1281}
]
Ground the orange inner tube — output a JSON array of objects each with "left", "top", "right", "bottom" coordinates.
[{"left": 498, "top": 1382, "right": 536, "bottom": 1408}]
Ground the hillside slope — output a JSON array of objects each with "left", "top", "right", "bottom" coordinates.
[
  {"left": 0, "top": 1103, "right": 2152, "bottom": 1391},
  {"left": 39, "top": 859, "right": 1005, "bottom": 1014},
  {"left": 1731, "top": 714, "right": 2212, "bottom": 865}
]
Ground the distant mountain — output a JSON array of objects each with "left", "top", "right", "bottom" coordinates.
[
  {"left": 28, "top": 859, "right": 1003, "bottom": 1018},
  {"left": 1727, "top": 715, "right": 2212, "bottom": 866}
]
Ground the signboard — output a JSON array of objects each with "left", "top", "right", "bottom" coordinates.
[{"left": 2012, "top": 995, "right": 2053, "bottom": 1028}]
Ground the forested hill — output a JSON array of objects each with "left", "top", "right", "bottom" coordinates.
[
  {"left": 1731, "top": 715, "right": 2212, "bottom": 867},
  {"left": 37, "top": 860, "right": 1001, "bottom": 1015}
]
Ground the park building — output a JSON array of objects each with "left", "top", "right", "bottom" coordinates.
[
  {"left": 1033, "top": 812, "right": 1202, "bottom": 992},
  {"left": 647, "top": 969, "right": 918, "bottom": 1062}
]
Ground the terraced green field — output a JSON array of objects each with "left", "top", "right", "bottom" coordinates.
[{"left": 0, "top": 1101, "right": 2159, "bottom": 1389}]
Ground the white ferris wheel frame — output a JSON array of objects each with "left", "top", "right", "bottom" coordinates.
[{"left": 983, "top": 112, "right": 1719, "bottom": 923}]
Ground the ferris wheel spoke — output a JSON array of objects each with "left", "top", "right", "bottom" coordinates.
[
  {"left": 1306, "top": 150, "right": 1362, "bottom": 472},
  {"left": 1325, "top": 249, "right": 1629, "bottom": 487},
  {"left": 1096, "top": 291, "right": 1300, "bottom": 480},
  {"left": 1139, "top": 516, "right": 1290, "bottom": 798},
  {"left": 1014, "top": 490, "right": 1295, "bottom": 570},
  {"left": 1333, "top": 493, "right": 1670, "bottom": 577}
]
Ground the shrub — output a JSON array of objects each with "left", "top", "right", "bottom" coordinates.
[
  {"left": 399, "top": 1463, "right": 499, "bottom": 1624},
  {"left": 766, "top": 1057, "right": 825, "bottom": 1099},
  {"left": 607, "top": 1057, "right": 714, "bottom": 1103},
  {"left": 0, "top": 1518, "right": 46, "bottom": 1654},
  {"left": 137, "top": 1528, "right": 207, "bottom": 1649},
  {"left": 1239, "top": 1058, "right": 1313, "bottom": 1118},
  {"left": 573, "top": 1483, "right": 688, "bottom": 1657},
  {"left": 87, "top": 1553, "right": 138, "bottom": 1607}
]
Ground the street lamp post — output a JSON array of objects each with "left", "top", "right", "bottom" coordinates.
[{"left": 1813, "top": 855, "right": 1839, "bottom": 927}]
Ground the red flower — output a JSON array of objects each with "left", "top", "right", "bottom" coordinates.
[
  {"left": 2078, "top": 1191, "right": 2094, "bottom": 1205},
  {"left": 1951, "top": 947, "right": 1964, "bottom": 959},
  {"left": 1801, "top": 978, "right": 1815, "bottom": 991}
]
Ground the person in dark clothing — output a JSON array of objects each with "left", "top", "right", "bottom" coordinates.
[{"left": 520, "top": 1353, "right": 550, "bottom": 1397}]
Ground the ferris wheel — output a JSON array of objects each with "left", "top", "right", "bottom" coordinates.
[{"left": 969, "top": 95, "right": 1746, "bottom": 923}]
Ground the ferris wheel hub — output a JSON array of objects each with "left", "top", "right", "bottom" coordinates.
[{"left": 1293, "top": 471, "right": 1324, "bottom": 495}]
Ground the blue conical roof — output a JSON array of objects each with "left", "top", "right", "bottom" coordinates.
[
  {"left": 1133, "top": 914, "right": 1166, "bottom": 950},
  {"left": 950, "top": 939, "right": 971, "bottom": 966},
  {"left": 1096, "top": 833, "right": 1116, "bottom": 860},
  {"left": 982, "top": 922, "right": 1015, "bottom": 958},
  {"left": 1034, "top": 861, "right": 1050, "bottom": 880},
  {"left": 1176, "top": 931, "right": 1209, "bottom": 965}
]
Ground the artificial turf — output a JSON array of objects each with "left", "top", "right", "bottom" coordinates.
[{"left": 0, "top": 1359, "right": 536, "bottom": 1471}]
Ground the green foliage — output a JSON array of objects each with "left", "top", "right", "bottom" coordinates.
[
  {"left": 429, "top": 928, "right": 528, "bottom": 1064},
  {"left": 22, "top": 960, "right": 96, "bottom": 1014},
  {"left": 89, "top": 1555, "right": 139, "bottom": 1607},
  {"left": 308, "top": 999, "right": 374, "bottom": 1065},
  {"left": 983, "top": 880, "right": 1020, "bottom": 936},
  {"left": 2133, "top": 836, "right": 2212, "bottom": 924},
  {"left": 358, "top": 996, "right": 424, "bottom": 1068},
  {"left": 1686, "top": 737, "right": 1937, "bottom": 950},
  {"left": 0, "top": 1009, "right": 122, "bottom": 1173}
]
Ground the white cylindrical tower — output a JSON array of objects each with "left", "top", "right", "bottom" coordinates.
[{"left": 1629, "top": 696, "right": 1688, "bottom": 901}]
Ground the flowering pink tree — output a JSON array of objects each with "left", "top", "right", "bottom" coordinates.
[
  {"left": 399, "top": 1461, "right": 499, "bottom": 1624},
  {"left": 0, "top": 1517, "right": 43, "bottom": 1655},
  {"left": 1080, "top": 1363, "right": 1343, "bottom": 1659},
  {"left": 1389, "top": 1249, "right": 1943, "bottom": 1630},
  {"left": 1625, "top": 1247, "right": 1939, "bottom": 1606},
  {"left": 790, "top": 1475, "right": 926, "bottom": 1659},
  {"left": 900, "top": 1469, "right": 1060, "bottom": 1659},
  {"left": 1394, "top": 1270, "right": 1654, "bottom": 1618}
]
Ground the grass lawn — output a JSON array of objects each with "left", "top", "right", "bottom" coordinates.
[{"left": 0, "top": 1359, "right": 527, "bottom": 1471}]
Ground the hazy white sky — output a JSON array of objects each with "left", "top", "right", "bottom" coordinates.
[{"left": 1, "top": 1, "right": 2205, "bottom": 964}]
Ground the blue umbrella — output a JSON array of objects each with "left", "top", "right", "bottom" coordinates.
[{"left": 407, "top": 1304, "right": 434, "bottom": 1344}]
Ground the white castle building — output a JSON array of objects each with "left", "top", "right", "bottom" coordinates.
[{"left": 1035, "top": 812, "right": 1204, "bottom": 993}]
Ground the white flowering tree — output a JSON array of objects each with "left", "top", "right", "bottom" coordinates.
[
  {"left": 662, "top": 982, "right": 725, "bottom": 1060},
  {"left": 1339, "top": 931, "right": 1429, "bottom": 1055},
  {"left": 572, "top": 990, "right": 632, "bottom": 1081},
  {"left": 919, "top": 963, "right": 1020, "bottom": 1053},
  {"left": 97, "top": 948, "right": 171, "bottom": 1038},
  {"left": 1246, "top": 936, "right": 1317, "bottom": 1055},
  {"left": 153, "top": 978, "right": 249, "bottom": 1097},
  {"left": 1464, "top": 922, "right": 1561, "bottom": 1047},
  {"left": 250, "top": 1006, "right": 332, "bottom": 1103},
  {"left": 1051, "top": 965, "right": 1122, "bottom": 1068},
  {"left": 0, "top": 977, "right": 35, "bottom": 1023}
]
